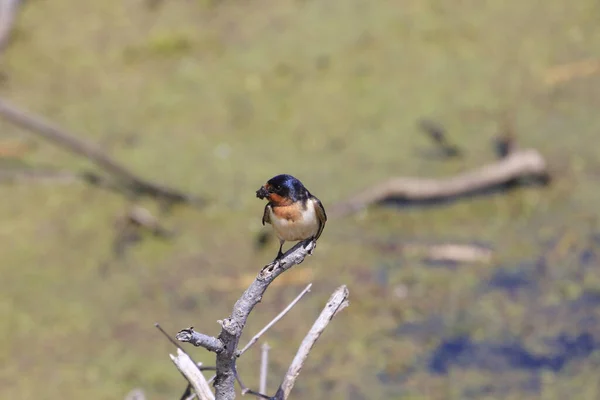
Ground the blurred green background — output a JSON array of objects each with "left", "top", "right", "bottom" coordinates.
[{"left": 1, "top": 0, "right": 600, "bottom": 399}]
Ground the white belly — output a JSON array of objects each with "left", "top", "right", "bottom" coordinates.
[{"left": 269, "top": 204, "right": 319, "bottom": 241}]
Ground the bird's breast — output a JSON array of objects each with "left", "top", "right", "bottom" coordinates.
[{"left": 269, "top": 201, "right": 319, "bottom": 241}]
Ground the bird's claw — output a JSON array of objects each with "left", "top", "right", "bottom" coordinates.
[
  {"left": 262, "top": 259, "right": 280, "bottom": 272},
  {"left": 262, "top": 239, "right": 316, "bottom": 272},
  {"left": 304, "top": 238, "right": 317, "bottom": 255}
]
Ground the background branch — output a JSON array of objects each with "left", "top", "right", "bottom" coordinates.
[
  {"left": 0, "top": 98, "right": 204, "bottom": 206},
  {"left": 330, "top": 149, "right": 549, "bottom": 217},
  {"left": 274, "top": 285, "right": 350, "bottom": 400}
]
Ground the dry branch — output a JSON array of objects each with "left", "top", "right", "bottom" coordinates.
[
  {"left": 259, "top": 343, "right": 270, "bottom": 395},
  {"left": 196, "top": 283, "right": 312, "bottom": 389},
  {"left": 170, "top": 348, "right": 215, "bottom": 400},
  {"left": 0, "top": 98, "right": 203, "bottom": 205},
  {"left": 237, "top": 283, "right": 312, "bottom": 356},
  {"left": 214, "top": 240, "right": 318, "bottom": 398},
  {"left": 176, "top": 329, "right": 225, "bottom": 353},
  {"left": 330, "top": 148, "right": 549, "bottom": 217},
  {"left": 273, "top": 285, "right": 349, "bottom": 400},
  {"left": 177, "top": 239, "right": 341, "bottom": 400}
]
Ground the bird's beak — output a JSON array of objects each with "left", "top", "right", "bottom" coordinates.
[{"left": 256, "top": 185, "right": 270, "bottom": 199}]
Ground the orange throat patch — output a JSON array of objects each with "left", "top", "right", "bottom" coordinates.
[
  {"left": 271, "top": 202, "right": 304, "bottom": 222},
  {"left": 267, "top": 192, "right": 293, "bottom": 206}
]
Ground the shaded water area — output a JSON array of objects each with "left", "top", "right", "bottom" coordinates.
[{"left": 1, "top": 1, "right": 600, "bottom": 399}]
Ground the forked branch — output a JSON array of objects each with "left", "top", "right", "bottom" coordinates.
[{"left": 177, "top": 240, "right": 322, "bottom": 400}]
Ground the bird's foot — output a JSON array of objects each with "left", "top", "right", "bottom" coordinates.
[
  {"left": 262, "top": 259, "right": 280, "bottom": 272},
  {"left": 262, "top": 252, "right": 283, "bottom": 272},
  {"left": 304, "top": 238, "right": 317, "bottom": 255}
]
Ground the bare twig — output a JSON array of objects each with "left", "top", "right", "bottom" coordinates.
[
  {"left": 237, "top": 283, "right": 312, "bottom": 356},
  {"left": 330, "top": 149, "right": 549, "bottom": 217},
  {"left": 170, "top": 349, "right": 215, "bottom": 400},
  {"left": 178, "top": 239, "right": 319, "bottom": 400},
  {"left": 179, "top": 364, "right": 217, "bottom": 400},
  {"left": 180, "top": 385, "right": 194, "bottom": 400},
  {"left": 155, "top": 322, "right": 184, "bottom": 350},
  {"left": 274, "top": 285, "right": 350, "bottom": 400},
  {"left": 0, "top": 98, "right": 204, "bottom": 205},
  {"left": 259, "top": 343, "right": 270, "bottom": 394},
  {"left": 233, "top": 364, "right": 270, "bottom": 399},
  {"left": 207, "top": 374, "right": 216, "bottom": 385},
  {"left": 156, "top": 324, "right": 218, "bottom": 400},
  {"left": 204, "top": 266, "right": 314, "bottom": 386}
]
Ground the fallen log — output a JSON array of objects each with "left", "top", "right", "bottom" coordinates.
[{"left": 330, "top": 148, "right": 550, "bottom": 218}]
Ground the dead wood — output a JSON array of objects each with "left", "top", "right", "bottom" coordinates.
[
  {"left": 273, "top": 285, "right": 349, "bottom": 400},
  {"left": 0, "top": 98, "right": 204, "bottom": 206},
  {"left": 170, "top": 349, "right": 215, "bottom": 400},
  {"left": 259, "top": 343, "right": 270, "bottom": 395},
  {"left": 330, "top": 148, "right": 550, "bottom": 218},
  {"left": 175, "top": 240, "right": 348, "bottom": 400}
]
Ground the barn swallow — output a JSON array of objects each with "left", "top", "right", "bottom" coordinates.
[{"left": 256, "top": 174, "right": 327, "bottom": 263}]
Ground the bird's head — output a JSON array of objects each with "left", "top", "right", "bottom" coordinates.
[{"left": 256, "top": 174, "right": 307, "bottom": 205}]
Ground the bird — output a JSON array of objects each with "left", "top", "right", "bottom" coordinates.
[{"left": 256, "top": 174, "right": 327, "bottom": 263}]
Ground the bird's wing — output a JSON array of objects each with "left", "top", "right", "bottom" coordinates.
[
  {"left": 313, "top": 197, "right": 327, "bottom": 240},
  {"left": 262, "top": 204, "right": 271, "bottom": 226}
]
